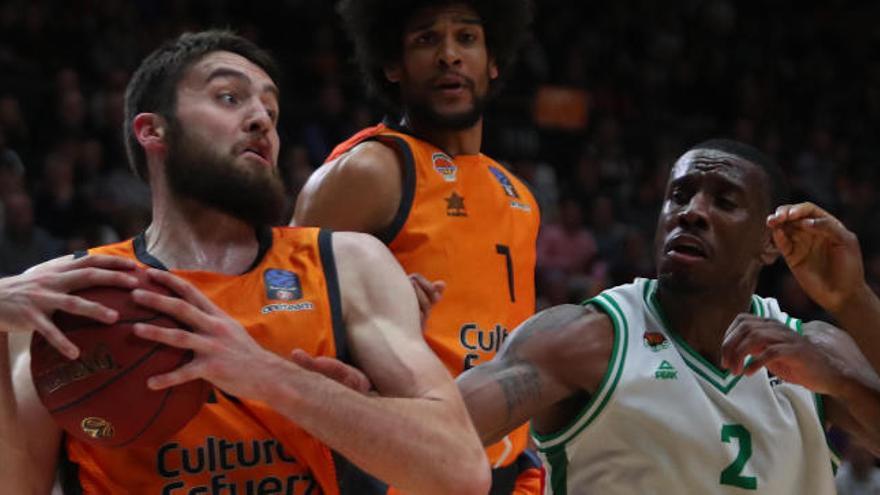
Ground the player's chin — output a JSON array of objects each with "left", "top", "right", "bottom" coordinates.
[{"left": 656, "top": 268, "right": 708, "bottom": 293}]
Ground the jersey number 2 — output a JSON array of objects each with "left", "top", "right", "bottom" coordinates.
[
  {"left": 720, "top": 424, "right": 757, "bottom": 490},
  {"left": 496, "top": 244, "right": 515, "bottom": 302}
]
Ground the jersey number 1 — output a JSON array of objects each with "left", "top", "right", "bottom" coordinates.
[
  {"left": 496, "top": 244, "right": 515, "bottom": 302},
  {"left": 720, "top": 424, "right": 757, "bottom": 490}
]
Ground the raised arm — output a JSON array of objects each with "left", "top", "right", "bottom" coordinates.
[
  {"left": 292, "top": 142, "right": 402, "bottom": 232},
  {"left": 768, "top": 202, "right": 880, "bottom": 372},
  {"left": 131, "top": 233, "right": 490, "bottom": 495},
  {"left": 0, "top": 255, "right": 139, "bottom": 493},
  {"left": 458, "top": 304, "right": 614, "bottom": 445}
]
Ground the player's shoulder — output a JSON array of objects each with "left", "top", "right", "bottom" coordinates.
[
  {"left": 504, "top": 304, "right": 613, "bottom": 361},
  {"left": 328, "top": 231, "right": 390, "bottom": 263},
  {"left": 326, "top": 140, "right": 401, "bottom": 179}
]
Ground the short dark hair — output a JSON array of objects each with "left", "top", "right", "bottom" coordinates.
[
  {"left": 688, "top": 138, "right": 789, "bottom": 212},
  {"left": 337, "top": 0, "right": 533, "bottom": 111},
  {"left": 123, "top": 30, "right": 280, "bottom": 182}
]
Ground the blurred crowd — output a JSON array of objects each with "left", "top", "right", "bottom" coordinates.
[{"left": 1, "top": 0, "right": 879, "bottom": 319}]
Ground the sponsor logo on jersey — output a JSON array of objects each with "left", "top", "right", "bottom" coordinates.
[
  {"left": 489, "top": 166, "right": 532, "bottom": 212},
  {"left": 489, "top": 166, "right": 520, "bottom": 198},
  {"left": 156, "top": 436, "right": 316, "bottom": 494},
  {"left": 654, "top": 360, "right": 678, "bottom": 380},
  {"left": 459, "top": 322, "right": 510, "bottom": 370},
  {"left": 261, "top": 269, "right": 315, "bottom": 313},
  {"left": 264, "top": 269, "right": 302, "bottom": 301},
  {"left": 446, "top": 191, "right": 467, "bottom": 217},
  {"left": 643, "top": 331, "right": 671, "bottom": 352},
  {"left": 433, "top": 152, "right": 458, "bottom": 182}
]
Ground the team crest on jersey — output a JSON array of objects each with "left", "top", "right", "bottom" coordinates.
[
  {"left": 489, "top": 166, "right": 532, "bottom": 212},
  {"left": 261, "top": 269, "right": 315, "bottom": 314},
  {"left": 643, "top": 331, "right": 671, "bottom": 352},
  {"left": 433, "top": 152, "right": 458, "bottom": 182}
]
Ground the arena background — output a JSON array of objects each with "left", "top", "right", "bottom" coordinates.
[{"left": 1, "top": 0, "right": 878, "bottom": 479}]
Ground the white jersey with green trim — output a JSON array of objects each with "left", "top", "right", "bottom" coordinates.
[{"left": 532, "top": 278, "right": 838, "bottom": 495}]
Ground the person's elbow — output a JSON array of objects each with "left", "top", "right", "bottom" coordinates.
[{"left": 444, "top": 447, "right": 491, "bottom": 495}]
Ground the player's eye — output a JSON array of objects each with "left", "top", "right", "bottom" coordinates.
[
  {"left": 670, "top": 188, "right": 689, "bottom": 204},
  {"left": 459, "top": 31, "right": 478, "bottom": 43},
  {"left": 218, "top": 92, "right": 239, "bottom": 105},
  {"left": 415, "top": 32, "right": 437, "bottom": 44},
  {"left": 717, "top": 196, "right": 738, "bottom": 211}
]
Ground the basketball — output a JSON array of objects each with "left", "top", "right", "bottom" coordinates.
[{"left": 29, "top": 267, "right": 210, "bottom": 449}]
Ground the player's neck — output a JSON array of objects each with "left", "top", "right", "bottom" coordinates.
[
  {"left": 146, "top": 195, "right": 261, "bottom": 274},
  {"left": 400, "top": 115, "right": 483, "bottom": 156},
  {"left": 656, "top": 287, "right": 754, "bottom": 370}
]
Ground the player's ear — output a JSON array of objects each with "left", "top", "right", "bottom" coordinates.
[
  {"left": 489, "top": 57, "right": 499, "bottom": 81},
  {"left": 759, "top": 227, "right": 780, "bottom": 266},
  {"left": 132, "top": 113, "right": 168, "bottom": 153},
  {"left": 384, "top": 63, "right": 402, "bottom": 83}
]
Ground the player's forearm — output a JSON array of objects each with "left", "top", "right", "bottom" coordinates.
[
  {"left": 458, "top": 363, "right": 537, "bottom": 446},
  {"left": 829, "top": 284, "right": 880, "bottom": 372},
  {"left": 827, "top": 369, "right": 880, "bottom": 449},
  {"left": 257, "top": 357, "right": 490, "bottom": 495},
  {"left": 0, "top": 335, "right": 40, "bottom": 493}
]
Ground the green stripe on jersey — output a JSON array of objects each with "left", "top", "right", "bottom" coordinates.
[
  {"left": 533, "top": 293, "right": 628, "bottom": 450},
  {"left": 545, "top": 447, "right": 569, "bottom": 495},
  {"left": 645, "top": 280, "right": 745, "bottom": 394}
]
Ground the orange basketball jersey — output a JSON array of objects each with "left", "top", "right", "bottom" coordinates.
[
  {"left": 328, "top": 124, "right": 540, "bottom": 477},
  {"left": 62, "top": 227, "right": 371, "bottom": 495}
]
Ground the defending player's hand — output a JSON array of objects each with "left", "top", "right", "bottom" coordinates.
[
  {"left": 0, "top": 254, "right": 139, "bottom": 359},
  {"left": 131, "top": 268, "right": 282, "bottom": 399},
  {"left": 767, "top": 202, "right": 866, "bottom": 313},
  {"left": 289, "top": 349, "right": 372, "bottom": 394},
  {"left": 721, "top": 314, "right": 852, "bottom": 395},
  {"left": 409, "top": 273, "right": 445, "bottom": 330}
]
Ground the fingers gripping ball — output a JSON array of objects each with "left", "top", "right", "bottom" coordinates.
[{"left": 29, "top": 268, "right": 210, "bottom": 448}]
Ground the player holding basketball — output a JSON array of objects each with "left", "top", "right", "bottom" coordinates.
[
  {"left": 0, "top": 30, "right": 489, "bottom": 495},
  {"left": 452, "top": 140, "right": 880, "bottom": 493},
  {"left": 294, "top": 2, "right": 541, "bottom": 492}
]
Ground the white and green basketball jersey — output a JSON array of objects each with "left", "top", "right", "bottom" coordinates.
[{"left": 532, "top": 278, "right": 839, "bottom": 495}]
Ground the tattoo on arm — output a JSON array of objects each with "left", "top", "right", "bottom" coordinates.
[{"left": 496, "top": 361, "right": 542, "bottom": 422}]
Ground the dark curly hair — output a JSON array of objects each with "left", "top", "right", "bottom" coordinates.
[
  {"left": 337, "top": 0, "right": 533, "bottom": 111},
  {"left": 123, "top": 30, "right": 280, "bottom": 182}
]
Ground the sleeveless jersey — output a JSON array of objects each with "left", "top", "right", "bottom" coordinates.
[
  {"left": 328, "top": 124, "right": 541, "bottom": 473},
  {"left": 533, "top": 278, "right": 839, "bottom": 495},
  {"left": 64, "top": 227, "right": 364, "bottom": 495}
]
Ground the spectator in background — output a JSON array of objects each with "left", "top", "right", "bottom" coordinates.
[
  {"left": 537, "top": 196, "right": 603, "bottom": 300},
  {"left": 0, "top": 190, "right": 63, "bottom": 275},
  {"left": 0, "top": 95, "right": 30, "bottom": 154},
  {"left": 588, "top": 194, "right": 628, "bottom": 266},
  {"left": 0, "top": 148, "right": 25, "bottom": 200}
]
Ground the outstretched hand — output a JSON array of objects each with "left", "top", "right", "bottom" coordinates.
[
  {"left": 767, "top": 202, "right": 865, "bottom": 313},
  {"left": 289, "top": 349, "right": 372, "bottom": 394},
  {"left": 409, "top": 273, "right": 445, "bottom": 330},
  {"left": 0, "top": 255, "right": 139, "bottom": 359}
]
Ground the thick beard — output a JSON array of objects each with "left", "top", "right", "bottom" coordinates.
[
  {"left": 405, "top": 96, "right": 486, "bottom": 131},
  {"left": 164, "top": 120, "right": 285, "bottom": 226}
]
